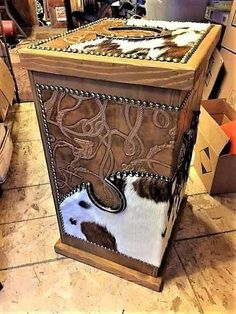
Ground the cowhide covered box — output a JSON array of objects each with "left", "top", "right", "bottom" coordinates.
[{"left": 20, "top": 18, "right": 220, "bottom": 290}]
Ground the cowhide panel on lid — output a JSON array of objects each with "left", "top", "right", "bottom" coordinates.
[
  {"left": 69, "top": 19, "right": 211, "bottom": 62},
  {"left": 30, "top": 18, "right": 211, "bottom": 64}
]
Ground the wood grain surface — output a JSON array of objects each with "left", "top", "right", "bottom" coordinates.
[
  {"left": 175, "top": 232, "right": 236, "bottom": 314},
  {"left": 19, "top": 23, "right": 221, "bottom": 90},
  {"left": 55, "top": 240, "right": 163, "bottom": 292}
]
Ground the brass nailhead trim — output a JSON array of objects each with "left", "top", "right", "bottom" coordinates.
[{"left": 28, "top": 19, "right": 212, "bottom": 64}]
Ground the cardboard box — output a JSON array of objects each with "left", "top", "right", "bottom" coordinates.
[
  {"left": 219, "top": 48, "right": 236, "bottom": 110},
  {"left": 221, "top": 0, "right": 236, "bottom": 52},
  {"left": 219, "top": 0, "right": 236, "bottom": 109},
  {"left": 202, "top": 48, "right": 224, "bottom": 100},
  {"left": 194, "top": 99, "right": 236, "bottom": 194},
  {"left": 0, "top": 58, "right": 14, "bottom": 122}
]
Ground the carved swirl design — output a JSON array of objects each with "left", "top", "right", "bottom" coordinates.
[{"left": 40, "top": 86, "right": 178, "bottom": 210}]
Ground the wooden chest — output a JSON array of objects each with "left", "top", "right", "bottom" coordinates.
[{"left": 20, "top": 18, "right": 220, "bottom": 290}]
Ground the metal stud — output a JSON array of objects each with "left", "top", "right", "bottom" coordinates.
[
  {"left": 109, "top": 174, "right": 115, "bottom": 181},
  {"left": 116, "top": 172, "right": 121, "bottom": 179}
]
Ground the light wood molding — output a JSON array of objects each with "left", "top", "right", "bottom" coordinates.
[
  {"left": 19, "top": 23, "right": 221, "bottom": 90},
  {"left": 55, "top": 240, "right": 163, "bottom": 292},
  {"left": 20, "top": 49, "right": 195, "bottom": 90}
]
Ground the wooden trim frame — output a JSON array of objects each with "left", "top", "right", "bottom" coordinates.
[
  {"left": 54, "top": 240, "right": 164, "bottom": 292},
  {"left": 19, "top": 20, "right": 221, "bottom": 91}
]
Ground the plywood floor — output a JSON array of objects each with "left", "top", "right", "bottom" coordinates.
[{"left": 0, "top": 102, "right": 235, "bottom": 313}]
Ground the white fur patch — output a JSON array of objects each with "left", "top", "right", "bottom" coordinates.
[
  {"left": 70, "top": 19, "right": 210, "bottom": 61},
  {"left": 60, "top": 177, "right": 184, "bottom": 267}
]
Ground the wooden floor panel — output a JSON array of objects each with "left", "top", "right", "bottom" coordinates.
[
  {"left": 2, "top": 140, "right": 49, "bottom": 190},
  {"left": 0, "top": 216, "right": 59, "bottom": 270},
  {"left": 0, "top": 248, "right": 202, "bottom": 314},
  {"left": 0, "top": 184, "right": 54, "bottom": 225},
  {"left": 176, "top": 193, "right": 236, "bottom": 240},
  {"left": 175, "top": 232, "right": 236, "bottom": 314}
]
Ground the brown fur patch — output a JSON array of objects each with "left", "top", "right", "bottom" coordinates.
[
  {"left": 81, "top": 222, "right": 117, "bottom": 251},
  {"left": 133, "top": 178, "right": 171, "bottom": 203},
  {"left": 164, "top": 46, "right": 189, "bottom": 58}
]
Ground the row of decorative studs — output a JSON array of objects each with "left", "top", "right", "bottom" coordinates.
[
  {"left": 180, "top": 25, "right": 212, "bottom": 63},
  {"left": 108, "top": 170, "right": 169, "bottom": 181},
  {"left": 36, "top": 87, "right": 61, "bottom": 203},
  {"left": 28, "top": 17, "right": 209, "bottom": 64},
  {"left": 36, "top": 83, "right": 191, "bottom": 112},
  {"left": 59, "top": 170, "right": 170, "bottom": 203},
  {"left": 28, "top": 18, "right": 109, "bottom": 49}
]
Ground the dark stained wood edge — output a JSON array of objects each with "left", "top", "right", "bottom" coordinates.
[
  {"left": 61, "top": 233, "right": 159, "bottom": 277},
  {"left": 54, "top": 240, "right": 163, "bottom": 292}
]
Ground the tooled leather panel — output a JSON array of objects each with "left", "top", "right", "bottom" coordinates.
[{"left": 42, "top": 89, "right": 177, "bottom": 208}]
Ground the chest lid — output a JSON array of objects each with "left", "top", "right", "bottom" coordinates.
[{"left": 20, "top": 18, "right": 221, "bottom": 90}]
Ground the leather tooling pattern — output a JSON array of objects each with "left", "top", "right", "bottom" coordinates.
[{"left": 38, "top": 85, "right": 179, "bottom": 211}]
